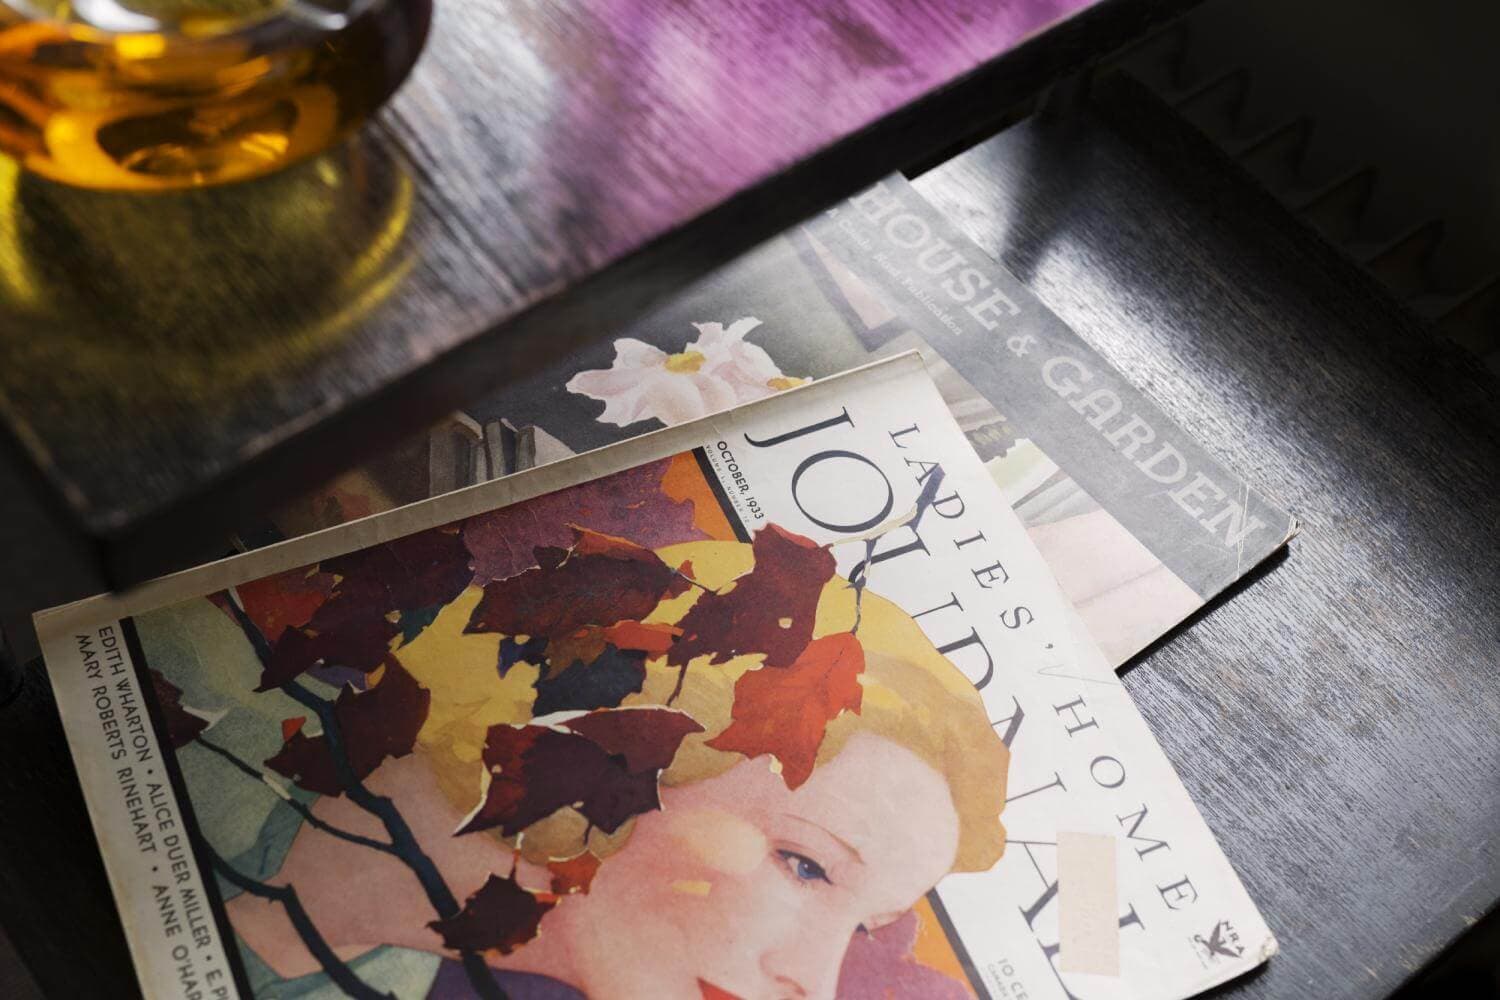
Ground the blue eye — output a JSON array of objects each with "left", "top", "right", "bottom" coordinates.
[{"left": 778, "top": 849, "right": 832, "bottom": 885}]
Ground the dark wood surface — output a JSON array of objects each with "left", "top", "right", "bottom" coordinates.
[
  {"left": 0, "top": 0, "right": 1210, "bottom": 614},
  {"left": 2, "top": 91, "right": 1495, "bottom": 998},
  {"left": 913, "top": 92, "right": 1500, "bottom": 998}
]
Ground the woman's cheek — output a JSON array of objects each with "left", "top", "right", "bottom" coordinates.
[{"left": 671, "top": 807, "right": 770, "bottom": 878}]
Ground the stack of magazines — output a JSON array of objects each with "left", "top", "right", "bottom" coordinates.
[{"left": 37, "top": 176, "right": 1294, "bottom": 1000}]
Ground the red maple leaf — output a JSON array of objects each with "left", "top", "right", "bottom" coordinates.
[
  {"left": 465, "top": 527, "right": 680, "bottom": 643},
  {"left": 235, "top": 567, "right": 336, "bottom": 644},
  {"left": 707, "top": 633, "right": 864, "bottom": 789},
  {"left": 669, "top": 525, "right": 835, "bottom": 670},
  {"left": 457, "top": 708, "right": 702, "bottom": 837},
  {"left": 265, "top": 658, "right": 431, "bottom": 796},
  {"left": 600, "top": 621, "right": 681, "bottom": 656},
  {"left": 428, "top": 874, "right": 555, "bottom": 955}
]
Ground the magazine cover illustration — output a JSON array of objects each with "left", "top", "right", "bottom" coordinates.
[{"left": 41, "top": 359, "right": 1271, "bottom": 1000}]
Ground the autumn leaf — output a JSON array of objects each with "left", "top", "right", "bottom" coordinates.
[
  {"left": 457, "top": 729, "right": 657, "bottom": 837},
  {"left": 706, "top": 633, "right": 864, "bottom": 789},
  {"left": 548, "top": 853, "right": 601, "bottom": 895},
  {"left": 254, "top": 527, "right": 473, "bottom": 690},
  {"left": 257, "top": 578, "right": 399, "bottom": 690},
  {"left": 600, "top": 621, "right": 681, "bottom": 656},
  {"left": 428, "top": 874, "right": 555, "bottom": 955},
  {"left": 463, "top": 459, "right": 706, "bottom": 583},
  {"left": 148, "top": 669, "right": 212, "bottom": 749},
  {"left": 280, "top": 717, "right": 307, "bottom": 742},
  {"left": 321, "top": 526, "right": 474, "bottom": 614},
  {"left": 457, "top": 708, "right": 702, "bottom": 837},
  {"left": 669, "top": 525, "right": 836, "bottom": 670},
  {"left": 265, "top": 658, "right": 431, "bottom": 796},
  {"left": 543, "top": 627, "right": 610, "bottom": 678},
  {"left": 563, "top": 706, "right": 705, "bottom": 773},
  {"left": 465, "top": 527, "right": 680, "bottom": 643},
  {"left": 235, "top": 567, "right": 336, "bottom": 644},
  {"left": 532, "top": 645, "right": 647, "bottom": 716}
]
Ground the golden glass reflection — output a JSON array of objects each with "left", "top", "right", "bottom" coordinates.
[
  {"left": 0, "top": 0, "right": 430, "bottom": 189},
  {"left": 0, "top": 131, "right": 417, "bottom": 411}
]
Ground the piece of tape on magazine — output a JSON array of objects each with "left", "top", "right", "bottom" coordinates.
[{"left": 1057, "top": 831, "right": 1120, "bottom": 976}]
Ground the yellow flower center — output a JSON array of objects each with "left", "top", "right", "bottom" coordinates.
[
  {"left": 766, "top": 375, "right": 808, "bottom": 391},
  {"left": 664, "top": 350, "right": 707, "bottom": 373}
]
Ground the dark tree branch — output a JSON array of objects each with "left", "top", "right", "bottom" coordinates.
[
  {"left": 205, "top": 847, "right": 394, "bottom": 1000},
  {"left": 280, "top": 677, "right": 507, "bottom": 1000},
  {"left": 221, "top": 587, "right": 508, "bottom": 1000},
  {"left": 221, "top": 590, "right": 274, "bottom": 663},
  {"left": 193, "top": 734, "right": 396, "bottom": 855},
  {"left": 667, "top": 661, "right": 691, "bottom": 706}
]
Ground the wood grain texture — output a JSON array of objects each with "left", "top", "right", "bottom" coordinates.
[
  {"left": 913, "top": 94, "right": 1500, "bottom": 998},
  {"left": 0, "top": 0, "right": 1210, "bottom": 601}
]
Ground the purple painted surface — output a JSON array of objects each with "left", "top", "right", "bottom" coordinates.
[{"left": 450, "top": 0, "right": 1092, "bottom": 269}]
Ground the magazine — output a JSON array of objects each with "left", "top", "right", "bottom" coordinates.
[
  {"left": 39, "top": 356, "right": 1273, "bottom": 1000},
  {"left": 257, "top": 174, "right": 1295, "bottom": 669}
]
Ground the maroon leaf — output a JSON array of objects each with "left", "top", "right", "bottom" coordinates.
[
  {"left": 465, "top": 528, "right": 679, "bottom": 643},
  {"left": 253, "top": 527, "right": 472, "bottom": 690},
  {"left": 457, "top": 708, "right": 702, "bottom": 837},
  {"left": 258, "top": 585, "right": 400, "bottom": 691},
  {"left": 321, "top": 526, "right": 473, "bottom": 614},
  {"left": 668, "top": 524, "right": 836, "bottom": 669},
  {"left": 463, "top": 459, "right": 706, "bottom": 583},
  {"left": 428, "top": 874, "right": 555, "bottom": 955},
  {"left": 265, "top": 658, "right": 431, "bottom": 796},
  {"left": 149, "top": 669, "right": 210, "bottom": 749},
  {"left": 563, "top": 706, "right": 706, "bottom": 773}
]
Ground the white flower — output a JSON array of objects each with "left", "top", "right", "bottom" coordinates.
[{"left": 565, "top": 318, "right": 808, "bottom": 427}]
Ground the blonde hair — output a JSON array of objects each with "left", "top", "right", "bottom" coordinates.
[{"left": 396, "top": 539, "right": 1009, "bottom": 873}]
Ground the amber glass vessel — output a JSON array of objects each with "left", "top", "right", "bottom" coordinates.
[{"left": 0, "top": 0, "right": 430, "bottom": 190}]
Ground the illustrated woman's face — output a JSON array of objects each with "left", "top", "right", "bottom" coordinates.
[{"left": 547, "top": 732, "right": 961, "bottom": 1000}]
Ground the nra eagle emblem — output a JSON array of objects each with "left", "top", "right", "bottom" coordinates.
[{"left": 1193, "top": 920, "right": 1245, "bottom": 961}]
